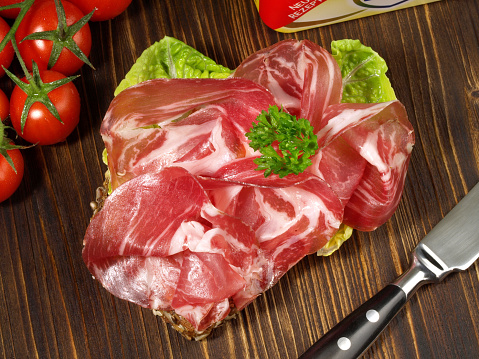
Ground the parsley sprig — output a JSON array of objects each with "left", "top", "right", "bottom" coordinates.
[{"left": 246, "top": 105, "right": 318, "bottom": 178}]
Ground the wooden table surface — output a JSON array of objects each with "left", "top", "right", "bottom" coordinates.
[{"left": 1, "top": 0, "right": 479, "bottom": 358}]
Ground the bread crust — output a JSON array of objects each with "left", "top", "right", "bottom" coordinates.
[{"left": 153, "top": 305, "right": 239, "bottom": 341}]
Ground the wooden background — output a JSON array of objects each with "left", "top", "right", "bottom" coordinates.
[{"left": 1, "top": 0, "right": 479, "bottom": 358}]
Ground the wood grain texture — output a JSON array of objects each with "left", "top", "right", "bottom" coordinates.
[{"left": 1, "top": 0, "right": 478, "bottom": 358}]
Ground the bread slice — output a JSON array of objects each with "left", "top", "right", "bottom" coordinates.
[{"left": 153, "top": 305, "right": 239, "bottom": 341}]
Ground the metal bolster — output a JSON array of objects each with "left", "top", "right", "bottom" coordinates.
[{"left": 392, "top": 243, "right": 450, "bottom": 300}]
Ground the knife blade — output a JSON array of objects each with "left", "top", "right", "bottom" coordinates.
[{"left": 299, "top": 182, "right": 479, "bottom": 359}]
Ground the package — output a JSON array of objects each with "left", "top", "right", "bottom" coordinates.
[{"left": 254, "top": 0, "right": 441, "bottom": 32}]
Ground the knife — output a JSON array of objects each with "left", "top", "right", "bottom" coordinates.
[{"left": 299, "top": 182, "right": 479, "bottom": 359}]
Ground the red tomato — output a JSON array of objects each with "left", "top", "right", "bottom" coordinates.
[
  {"left": 68, "top": 0, "right": 132, "bottom": 21},
  {"left": 0, "top": 0, "right": 22, "bottom": 19},
  {"left": 0, "top": 88, "right": 9, "bottom": 121},
  {"left": 16, "top": 0, "right": 92, "bottom": 75},
  {"left": 0, "top": 143, "right": 24, "bottom": 203},
  {"left": 0, "top": 16, "right": 14, "bottom": 77},
  {"left": 10, "top": 70, "right": 81, "bottom": 145}
]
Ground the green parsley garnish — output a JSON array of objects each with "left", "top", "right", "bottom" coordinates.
[{"left": 246, "top": 105, "right": 318, "bottom": 178}]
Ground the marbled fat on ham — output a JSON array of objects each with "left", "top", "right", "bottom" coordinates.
[
  {"left": 316, "top": 102, "right": 414, "bottom": 230},
  {"left": 234, "top": 41, "right": 414, "bottom": 230},
  {"left": 83, "top": 39, "right": 414, "bottom": 334},
  {"left": 233, "top": 39, "right": 343, "bottom": 132},
  {"left": 101, "top": 78, "right": 277, "bottom": 191},
  {"left": 83, "top": 165, "right": 342, "bottom": 329}
]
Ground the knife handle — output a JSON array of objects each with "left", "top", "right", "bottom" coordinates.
[{"left": 299, "top": 284, "right": 407, "bottom": 359}]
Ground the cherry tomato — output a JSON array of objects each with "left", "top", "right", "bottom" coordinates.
[
  {"left": 16, "top": 0, "right": 92, "bottom": 75},
  {"left": 0, "top": 0, "right": 22, "bottom": 19},
  {"left": 68, "top": 0, "right": 132, "bottom": 22},
  {"left": 10, "top": 70, "right": 81, "bottom": 145},
  {"left": 0, "top": 88, "right": 9, "bottom": 121},
  {"left": 0, "top": 143, "right": 24, "bottom": 203},
  {"left": 0, "top": 16, "right": 14, "bottom": 77}
]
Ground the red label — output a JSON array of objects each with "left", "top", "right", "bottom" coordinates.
[{"left": 258, "top": 0, "right": 327, "bottom": 30}]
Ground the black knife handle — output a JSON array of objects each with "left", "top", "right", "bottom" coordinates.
[{"left": 299, "top": 284, "right": 407, "bottom": 359}]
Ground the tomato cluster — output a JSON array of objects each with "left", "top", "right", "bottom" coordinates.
[{"left": 0, "top": 0, "right": 132, "bottom": 202}]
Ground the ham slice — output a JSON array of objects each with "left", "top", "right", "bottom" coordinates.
[
  {"left": 234, "top": 41, "right": 414, "bottom": 230},
  {"left": 83, "top": 166, "right": 342, "bottom": 329},
  {"left": 315, "top": 102, "right": 414, "bottom": 230},
  {"left": 198, "top": 158, "right": 344, "bottom": 286},
  {"left": 101, "top": 78, "right": 277, "bottom": 190},
  {"left": 83, "top": 167, "right": 259, "bottom": 328},
  {"left": 83, "top": 39, "right": 415, "bottom": 335},
  {"left": 233, "top": 39, "right": 342, "bottom": 132}
]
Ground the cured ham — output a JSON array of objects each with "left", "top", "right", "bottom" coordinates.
[
  {"left": 83, "top": 167, "right": 251, "bottom": 329},
  {"left": 83, "top": 165, "right": 343, "bottom": 329},
  {"left": 233, "top": 39, "right": 343, "bottom": 132},
  {"left": 233, "top": 40, "right": 414, "bottom": 230},
  {"left": 198, "top": 158, "right": 344, "bottom": 286},
  {"left": 83, "top": 39, "right": 414, "bottom": 338},
  {"left": 101, "top": 78, "right": 277, "bottom": 190},
  {"left": 315, "top": 102, "right": 413, "bottom": 230}
]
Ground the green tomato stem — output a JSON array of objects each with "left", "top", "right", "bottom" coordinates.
[
  {"left": 10, "top": 37, "right": 36, "bottom": 87},
  {"left": 0, "top": 0, "right": 35, "bottom": 52},
  {"left": 0, "top": 0, "right": 36, "bottom": 83}
]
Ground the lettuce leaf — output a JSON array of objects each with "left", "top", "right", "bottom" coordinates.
[
  {"left": 317, "top": 39, "right": 397, "bottom": 256},
  {"left": 114, "top": 36, "right": 233, "bottom": 96},
  {"left": 317, "top": 224, "right": 354, "bottom": 256},
  {"left": 331, "top": 39, "right": 397, "bottom": 103}
]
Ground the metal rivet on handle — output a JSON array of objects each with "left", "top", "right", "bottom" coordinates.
[
  {"left": 337, "top": 337, "right": 351, "bottom": 350},
  {"left": 366, "top": 309, "right": 380, "bottom": 323}
]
